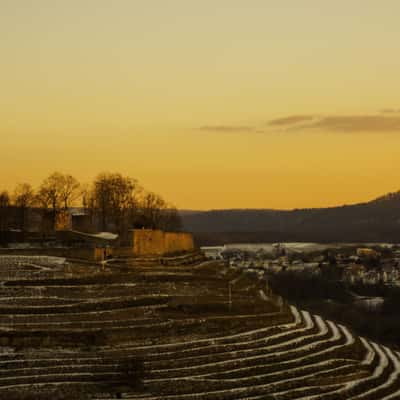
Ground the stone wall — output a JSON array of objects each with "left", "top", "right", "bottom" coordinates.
[
  {"left": 132, "top": 229, "right": 194, "bottom": 256},
  {"left": 113, "top": 246, "right": 135, "bottom": 258},
  {"left": 164, "top": 232, "right": 195, "bottom": 254}
]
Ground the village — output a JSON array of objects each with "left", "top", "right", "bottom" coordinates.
[{"left": 203, "top": 243, "right": 400, "bottom": 287}]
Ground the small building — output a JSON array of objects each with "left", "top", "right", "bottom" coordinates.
[
  {"left": 55, "top": 230, "right": 118, "bottom": 261},
  {"left": 201, "top": 246, "right": 225, "bottom": 260},
  {"left": 55, "top": 210, "right": 93, "bottom": 232}
]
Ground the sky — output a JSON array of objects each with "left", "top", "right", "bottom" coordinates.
[{"left": 1, "top": 1, "right": 400, "bottom": 210}]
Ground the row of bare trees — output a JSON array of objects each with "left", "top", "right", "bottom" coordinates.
[
  {"left": 84, "top": 172, "right": 181, "bottom": 233},
  {"left": 0, "top": 184, "right": 36, "bottom": 232},
  {"left": 0, "top": 172, "right": 181, "bottom": 234}
]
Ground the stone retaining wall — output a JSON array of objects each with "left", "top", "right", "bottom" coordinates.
[{"left": 132, "top": 229, "right": 195, "bottom": 256}]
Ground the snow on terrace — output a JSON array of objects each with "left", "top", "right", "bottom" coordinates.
[
  {"left": 1, "top": 259, "right": 400, "bottom": 399},
  {"left": 144, "top": 314, "right": 331, "bottom": 375},
  {"left": 143, "top": 308, "right": 305, "bottom": 360},
  {"left": 84, "top": 232, "right": 118, "bottom": 241},
  {"left": 70, "top": 231, "right": 118, "bottom": 241},
  {"left": 0, "top": 255, "right": 66, "bottom": 263},
  {"left": 0, "top": 255, "right": 67, "bottom": 268}
]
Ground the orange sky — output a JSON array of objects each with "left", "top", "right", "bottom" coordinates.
[{"left": 1, "top": 1, "right": 400, "bottom": 210}]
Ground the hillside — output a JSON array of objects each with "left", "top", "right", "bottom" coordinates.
[
  {"left": 181, "top": 191, "right": 400, "bottom": 245},
  {"left": 1, "top": 255, "right": 400, "bottom": 399}
]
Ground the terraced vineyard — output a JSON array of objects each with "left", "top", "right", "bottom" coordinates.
[{"left": 0, "top": 255, "right": 400, "bottom": 399}]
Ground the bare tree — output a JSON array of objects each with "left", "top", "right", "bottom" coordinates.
[
  {"left": 139, "top": 191, "right": 167, "bottom": 229},
  {"left": 13, "top": 183, "right": 35, "bottom": 231},
  {"left": 37, "top": 174, "right": 62, "bottom": 231},
  {"left": 36, "top": 172, "right": 81, "bottom": 230},
  {"left": 137, "top": 192, "right": 182, "bottom": 231},
  {"left": 80, "top": 183, "right": 90, "bottom": 211},
  {"left": 91, "top": 173, "right": 139, "bottom": 233},
  {"left": 0, "top": 191, "right": 10, "bottom": 208},
  {"left": 59, "top": 174, "right": 81, "bottom": 210},
  {"left": 37, "top": 174, "right": 61, "bottom": 210},
  {"left": 0, "top": 191, "right": 10, "bottom": 231}
]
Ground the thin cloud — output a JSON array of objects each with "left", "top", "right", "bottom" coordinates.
[
  {"left": 268, "top": 115, "right": 315, "bottom": 126},
  {"left": 199, "top": 114, "right": 400, "bottom": 135},
  {"left": 380, "top": 108, "right": 400, "bottom": 114},
  {"left": 309, "top": 115, "right": 400, "bottom": 132},
  {"left": 198, "top": 125, "right": 255, "bottom": 133}
]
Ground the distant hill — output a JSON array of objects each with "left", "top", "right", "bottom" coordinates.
[{"left": 181, "top": 191, "right": 400, "bottom": 245}]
